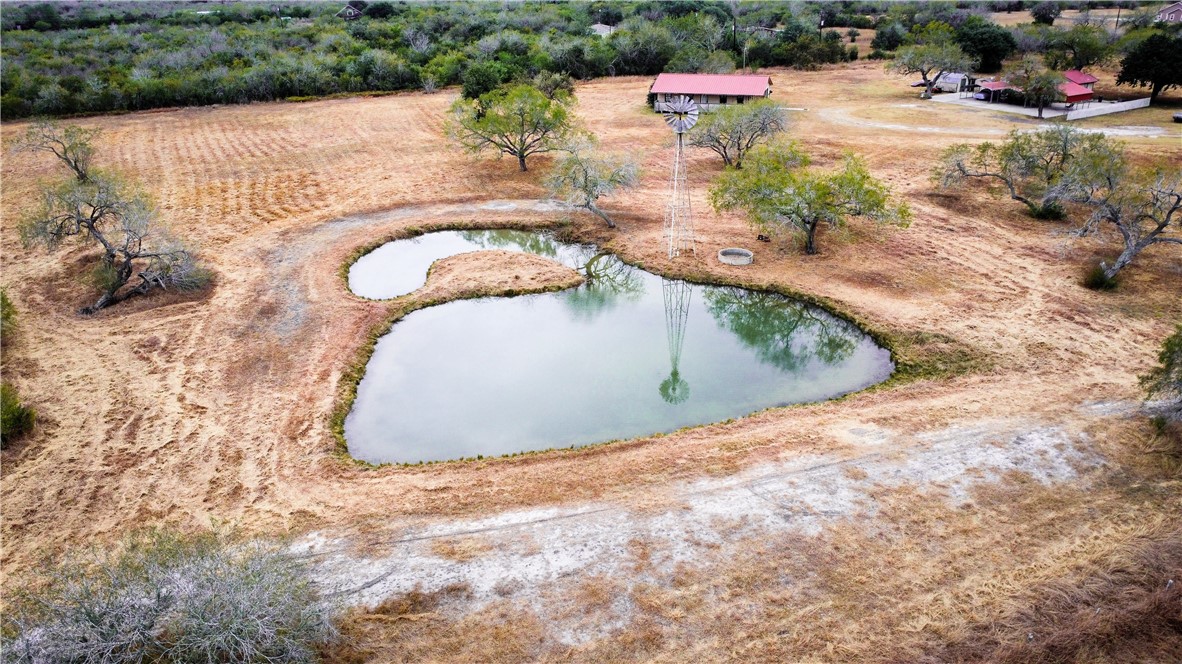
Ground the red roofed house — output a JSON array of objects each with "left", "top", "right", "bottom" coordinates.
[
  {"left": 1063, "top": 70, "right": 1099, "bottom": 90},
  {"left": 649, "top": 73, "right": 772, "bottom": 112},
  {"left": 1058, "top": 80, "right": 1094, "bottom": 104}
]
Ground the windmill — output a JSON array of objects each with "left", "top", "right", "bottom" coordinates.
[
  {"left": 662, "top": 96, "right": 698, "bottom": 259},
  {"left": 659, "top": 277, "right": 692, "bottom": 405}
]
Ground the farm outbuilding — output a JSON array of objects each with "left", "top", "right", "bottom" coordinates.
[
  {"left": 934, "top": 72, "right": 974, "bottom": 93},
  {"left": 650, "top": 73, "right": 773, "bottom": 112},
  {"left": 1063, "top": 70, "right": 1099, "bottom": 90},
  {"left": 972, "top": 76, "right": 1094, "bottom": 107}
]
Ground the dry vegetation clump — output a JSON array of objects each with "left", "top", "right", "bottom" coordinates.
[
  {"left": 327, "top": 584, "right": 550, "bottom": 663},
  {"left": 2, "top": 528, "right": 337, "bottom": 662},
  {"left": 939, "top": 527, "right": 1182, "bottom": 663}
]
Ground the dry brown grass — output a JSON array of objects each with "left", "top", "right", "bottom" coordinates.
[
  {"left": 335, "top": 474, "right": 1181, "bottom": 663},
  {"left": 1, "top": 62, "right": 1179, "bottom": 661},
  {"left": 429, "top": 536, "right": 494, "bottom": 563}
]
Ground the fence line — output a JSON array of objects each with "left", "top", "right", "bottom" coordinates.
[{"left": 1066, "top": 98, "right": 1150, "bottom": 121}]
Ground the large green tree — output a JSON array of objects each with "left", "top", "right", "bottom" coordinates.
[
  {"left": 1030, "top": 2, "right": 1061, "bottom": 26},
  {"left": 888, "top": 43, "right": 978, "bottom": 98},
  {"left": 1116, "top": 33, "right": 1182, "bottom": 103},
  {"left": 954, "top": 16, "right": 1018, "bottom": 73},
  {"left": 710, "top": 142, "right": 911, "bottom": 255},
  {"left": 1007, "top": 56, "right": 1065, "bottom": 119},
  {"left": 1045, "top": 24, "right": 1113, "bottom": 71},
  {"left": 687, "top": 98, "right": 789, "bottom": 169},
  {"left": 447, "top": 84, "right": 577, "bottom": 172}
]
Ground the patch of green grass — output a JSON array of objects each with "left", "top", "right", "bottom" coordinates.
[
  {"left": 1083, "top": 264, "right": 1120, "bottom": 291},
  {"left": 1, "top": 383, "right": 35, "bottom": 448}
]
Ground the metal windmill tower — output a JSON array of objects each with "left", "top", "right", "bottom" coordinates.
[
  {"left": 659, "top": 278, "right": 692, "bottom": 405},
  {"left": 662, "top": 96, "right": 699, "bottom": 259}
]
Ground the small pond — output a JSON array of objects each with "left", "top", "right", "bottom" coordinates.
[{"left": 345, "top": 230, "right": 894, "bottom": 464}]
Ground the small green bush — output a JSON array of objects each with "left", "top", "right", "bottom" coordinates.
[
  {"left": 867, "top": 49, "right": 892, "bottom": 60},
  {"left": 89, "top": 261, "right": 122, "bottom": 293},
  {"left": 1, "top": 383, "right": 35, "bottom": 447},
  {"left": 2, "top": 528, "right": 337, "bottom": 661},
  {"left": 0, "top": 287, "right": 15, "bottom": 334},
  {"left": 1083, "top": 264, "right": 1120, "bottom": 291},
  {"left": 1030, "top": 201, "right": 1066, "bottom": 220}
]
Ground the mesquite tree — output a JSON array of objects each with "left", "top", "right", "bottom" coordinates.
[
  {"left": 937, "top": 126, "right": 1180, "bottom": 280},
  {"left": 446, "top": 84, "right": 576, "bottom": 171},
  {"left": 934, "top": 126, "right": 1102, "bottom": 219},
  {"left": 1006, "top": 56, "right": 1064, "bottom": 119},
  {"left": 544, "top": 139, "right": 638, "bottom": 228},
  {"left": 1141, "top": 324, "right": 1182, "bottom": 424},
  {"left": 888, "top": 42, "right": 978, "bottom": 98},
  {"left": 710, "top": 142, "right": 911, "bottom": 255},
  {"left": 687, "top": 98, "right": 788, "bottom": 169},
  {"left": 1055, "top": 152, "right": 1181, "bottom": 281},
  {"left": 17, "top": 121, "right": 207, "bottom": 314}
]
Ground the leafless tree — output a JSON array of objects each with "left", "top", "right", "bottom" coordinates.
[
  {"left": 16, "top": 121, "right": 208, "bottom": 313},
  {"left": 402, "top": 27, "right": 431, "bottom": 55}
]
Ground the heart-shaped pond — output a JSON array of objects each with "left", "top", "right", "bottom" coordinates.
[{"left": 346, "top": 230, "right": 893, "bottom": 464}]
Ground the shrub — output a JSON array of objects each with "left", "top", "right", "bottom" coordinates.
[
  {"left": 2, "top": 528, "right": 337, "bottom": 661},
  {"left": 1, "top": 383, "right": 35, "bottom": 447},
  {"left": 1, "top": 287, "right": 15, "bottom": 335},
  {"left": 1141, "top": 323, "right": 1182, "bottom": 425},
  {"left": 1030, "top": 200, "right": 1066, "bottom": 220},
  {"left": 1083, "top": 263, "right": 1120, "bottom": 291},
  {"left": 867, "top": 48, "right": 892, "bottom": 60}
]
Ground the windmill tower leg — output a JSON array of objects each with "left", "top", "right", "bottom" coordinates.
[{"left": 664, "top": 133, "right": 695, "bottom": 259}]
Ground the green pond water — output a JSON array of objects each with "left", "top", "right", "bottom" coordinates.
[{"left": 345, "top": 230, "right": 893, "bottom": 464}]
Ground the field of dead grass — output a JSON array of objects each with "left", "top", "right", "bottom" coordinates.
[{"left": 2, "top": 62, "right": 1180, "bottom": 661}]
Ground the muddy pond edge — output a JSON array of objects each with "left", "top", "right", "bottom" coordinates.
[{"left": 329, "top": 221, "right": 992, "bottom": 469}]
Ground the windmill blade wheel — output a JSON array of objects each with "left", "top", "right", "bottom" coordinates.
[{"left": 663, "top": 95, "right": 699, "bottom": 134}]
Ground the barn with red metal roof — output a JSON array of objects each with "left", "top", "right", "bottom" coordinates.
[
  {"left": 1062, "top": 70, "right": 1099, "bottom": 89},
  {"left": 649, "top": 73, "right": 773, "bottom": 112}
]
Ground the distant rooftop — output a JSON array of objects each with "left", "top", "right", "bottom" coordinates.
[
  {"left": 650, "top": 73, "right": 772, "bottom": 97},
  {"left": 1063, "top": 70, "right": 1099, "bottom": 86}
]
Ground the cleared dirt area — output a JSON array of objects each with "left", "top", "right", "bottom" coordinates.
[{"left": 2, "top": 62, "right": 1180, "bottom": 660}]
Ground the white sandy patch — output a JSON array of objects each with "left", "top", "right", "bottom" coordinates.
[{"left": 299, "top": 418, "right": 1098, "bottom": 641}]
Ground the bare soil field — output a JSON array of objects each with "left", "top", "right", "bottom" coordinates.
[
  {"left": 990, "top": 8, "right": 1128, "bottom": 27},
  {"left": 2, "top": 62, "right": 1180, "bottom": 661}
]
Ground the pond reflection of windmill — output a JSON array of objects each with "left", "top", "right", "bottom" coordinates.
[
  {"left": 662, "top": 95, "right": 698, "bottom": 259},
  {"left": 659, "top": 278, "right": 693, "bottom": 405}
]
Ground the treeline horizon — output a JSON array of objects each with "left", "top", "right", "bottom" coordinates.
[{"left": 0, "top": 0, "right": 1159, "bottom": 119}]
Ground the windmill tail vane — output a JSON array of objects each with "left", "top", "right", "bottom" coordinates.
[{"left": 662, "top": 95, "right": 698, "bottom": 260}]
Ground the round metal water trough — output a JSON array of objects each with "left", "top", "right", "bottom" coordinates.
[{"left": 718, "top": 248, "right": 754, "bottom": 266}]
